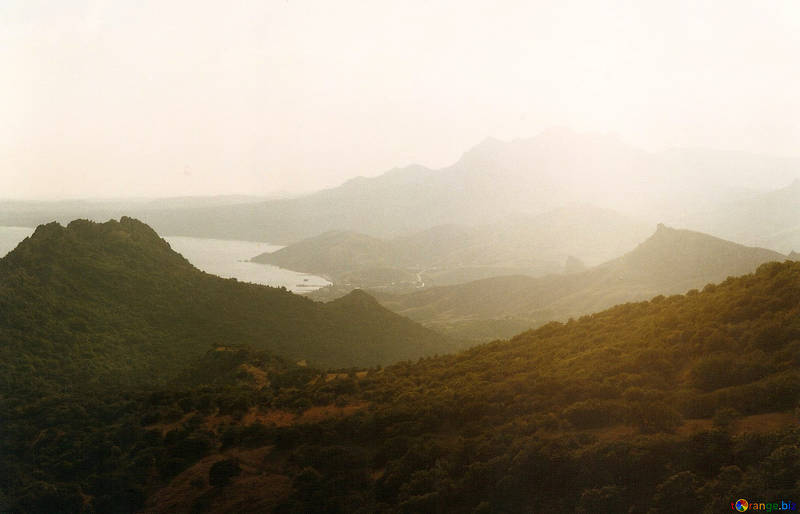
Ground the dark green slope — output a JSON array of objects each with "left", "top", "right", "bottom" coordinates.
[
  {"left": 30, "top": 259, "right": 799, "bottom": 514},
  {"left": 3, "top": 259, "right": 800, "bottom": 512},
  {"left": 379, "top": 224, "right": 789, "bottom": 339},
  {"left": 274, "top": 260, "right": 800, "bottom": 513},
  {"left": 0, "top": 218, "right": 453, "bottom": 394},
  {"left": 241, "top": 260, "right": 800, "bottom": 513}
]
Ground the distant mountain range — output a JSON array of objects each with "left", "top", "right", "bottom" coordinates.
[
  {"left": 3, "top": 131, "right": 799, "bottom": 513},
  {"left": 684, "top": 179, "right": 800, "bottom": 254},
  {"left": 1, "top": 129, "right": 797, "bottom": 249},
  {"left": 0, "top": 218, "right": 455, "bottom": 387},
  {"left": 377, "top": 225, "right": 791, "bottom": 339},
  {"left": 253, "top": 205, "right": 652, "bottom": 291}
]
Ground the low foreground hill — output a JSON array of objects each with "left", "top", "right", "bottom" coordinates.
[
  {"left": 379, "top": 225, "right": 789, "bottom": 339},
  {"left": 0, "top": 217, "right": 455, "bottom": 393},
  {"left": 3, "top": 260, "right": 799, "bottom": 512}
]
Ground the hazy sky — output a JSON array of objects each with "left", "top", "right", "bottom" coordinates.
[{"left": 2, "top": 0, "right": 799, "bottom": 199}]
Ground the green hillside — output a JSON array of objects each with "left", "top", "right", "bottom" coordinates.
[
  {"left": 4, "top": 260, "right": 799, "bottom": 512},
  {"left": 379, "top": 225, "right": 789, "bottom": 339},
  {"left": 0, "top": 217, "right": 455, "bottom": 395},
  {"left": 257, "top": 260, "right": 800, "bottom": 513}
]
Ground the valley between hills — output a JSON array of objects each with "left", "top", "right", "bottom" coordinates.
[
  {"left": 2, "top": 130, "right": 800, "bottom": 514},
  {"left": 9, "top": 3, "right": 800, "bottom": 511},
  {"left": 1, "top": 216, "right": 800, "bottom": 513}
]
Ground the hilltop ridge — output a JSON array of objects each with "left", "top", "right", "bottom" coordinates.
[
  {"left": 0, "top": 218, "right": 456, "bottom": 396},
  {"left": 253, "top": 204, "right": 652, "bottom": 293},
  {"left": 9, "top": 259, "right": 800, "bottom": 512},
  {"left": 379, "top": 225, "right": 789, "bottom": 339},
  {"left": 2, "top": 219, "right": 800, "bottom": 513},
  {"left": 3, "top": 217, "right": 192, "bottom": 274}
]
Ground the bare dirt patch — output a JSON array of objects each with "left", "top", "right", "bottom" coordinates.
[
  {"left": 297, "top": 402, "right": 370, "bottom": 423},
  {"left": 145, "top": 412, "right": 196, "bottom": 436},
  {"left": 240, "top": 363, "right": 269, "bottom": 388},
  {"left": 242, "top": 408, "right": 296, "bottom": 427},
  {"left": 325, "top": 372, "right": 349, "bottom": 382}
]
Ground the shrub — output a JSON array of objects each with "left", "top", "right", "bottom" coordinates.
[
  {"left": 209, "top": 459, "right": 241, "bottom": 487},
  {"left": 712, "top": 407, "right": 740, "bottom": 430},
  {"left": 629, "top": 402, "right": 682, "bottom": 433},
  {"left": 562, "top": 400, "right": 628, "bottom": 429}
]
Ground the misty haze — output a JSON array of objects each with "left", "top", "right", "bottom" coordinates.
[{"left": 2, "top": 1, "right": 800, "bottom": 513}]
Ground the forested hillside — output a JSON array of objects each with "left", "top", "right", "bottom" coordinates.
[
  {"left": 262, "top": 259, "right": 800, "bottom": 513},
  {"left": 7, "top": 3, "right": 800, "bottom": 513},
  {"left": 3, "top": 259, "right": 799, "bottom": 512},
  {"left": 379, "top": 225, "right": 789, "bottom": 339},
  {"left": 0, "top": 217, "right": 454, "bottom": 394}
]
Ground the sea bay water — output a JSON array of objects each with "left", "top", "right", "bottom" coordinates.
[
  {"left": 0, "top": 226, "right": 34, "bottom": 258},
  {"left": 0, "top": 226, "right": 329, "bottom": 293},
  {"left": 164, "top": 236, "right": 330, "bottom": 292}
]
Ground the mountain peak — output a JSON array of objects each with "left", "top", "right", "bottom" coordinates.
[
  {"left": 623, "top": 224, "right": 786, "bottom": 274},
  {"left": 564, "top": 255, "right": 587, "bottom": 274},
  {"left": 5, "top": 217, "right": 190, "bottom": 273},
  {"left": 634, "top": 223, "right": 682, "bottom": 246},
  {"left": 654, "top": 222, "right": 675, "bottom": 234},
  {"left": 329, "top": 288, "right": 380, "bottom": 308},
  {"left": 383, "top": 163, "right": 432, "bottom": 177},
  {"left": 28, "top": 217, "right": 164, "bottom": 243},
  {"left": 29, "top": 220, "right": 65, "bottom": 240},
  {"left": 474, "top": 136, "right": 503, "bottom": 148},
  {"left": 458, "top": 136, "right": 507, "bottom": 163}
]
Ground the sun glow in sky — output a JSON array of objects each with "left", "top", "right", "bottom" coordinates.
[{"left": 2, "top": 0, "right": 799, "bottom": 198}]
